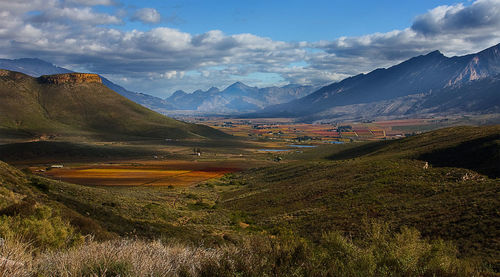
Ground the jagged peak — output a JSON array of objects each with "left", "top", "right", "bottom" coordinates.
[
  {"left": 38, "top": 73, "right": 101, "bottom": 84},
  {"left": 425, "top": 50, "right": 445, "bottom": 57}
]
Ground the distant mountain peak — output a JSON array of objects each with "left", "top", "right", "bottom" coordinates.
[
  {"left": 426, "top": 50, "right": 444, "bottom": 56},
  {"left": 227, "top": 81, "right": 250, "bottom": 89},
  {"left": 262, "top": 43, "right": 500, "bottom": 119},
  {"left": 207, "top": 87, "right": 220, "bottom": 93},
  {"left": 172, "top": 89, "right": 186, "bottom": 95}
]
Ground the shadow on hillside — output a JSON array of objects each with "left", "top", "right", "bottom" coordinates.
[
  {"left": 327, "top": 140, "right": 391, "bottom": 161},
  {"left": 0, "top": 141, "right": 154, "bottom": 162},
  {"left": 418, "top": 134, "right": 500, "bottom": 178}
]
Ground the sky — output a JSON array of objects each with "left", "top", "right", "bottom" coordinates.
[{"left": 1, "top": 0, "right": 500, "bottom": 97}]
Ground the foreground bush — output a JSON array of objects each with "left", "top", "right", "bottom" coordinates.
[
  {"left": 0, "top": 223, "right": 481, "bottom": 276},
  {"left": 312, "top": 223, "right": 476, "bottom": 276},
  {"left": 0, "top": 202, "right": 83, "bottom": 250}
]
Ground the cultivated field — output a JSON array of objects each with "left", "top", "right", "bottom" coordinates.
[
  {"left": 39, "top": 160, "right": 242, "bottom": 187},
  {"left": 184, "top": 117, "right": 457, "bottom": 142}
]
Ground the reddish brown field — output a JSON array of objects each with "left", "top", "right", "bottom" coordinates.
[
  {"left": 40, "top": 160, "right": 242, "bottom": 187},
  {"left": 185, "top": 117, "right": 441, "bottom": 143}
]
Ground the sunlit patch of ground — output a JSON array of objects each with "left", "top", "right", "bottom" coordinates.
[{"left": 40, "top": 160, "right": 241, "bottom": 187}]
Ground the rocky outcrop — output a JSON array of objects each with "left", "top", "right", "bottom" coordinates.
[{"left": 38, "top": 73, "right": 102, "bottom": 84}]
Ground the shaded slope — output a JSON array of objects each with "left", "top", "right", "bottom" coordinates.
[
  {"left": 328, "top": 125, "right": 500, "bottom": 177},
  {"left": 0, "top": 70, "right": 229, "bottom": 140},
  {"left": 0, "top": 141, "right": 155, "bottom": 163},
  {"left": 418, "top": 133, "right": 500, "bottom": 178}
]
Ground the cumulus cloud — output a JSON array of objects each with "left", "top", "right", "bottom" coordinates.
[
  {"left": 412, "top": 0, "right": 500, "bottom": 35},
  {"left": 132, "top": 8, "right": 161, "bottom": 24},
  {"left": 311, "top": 0, "right": 500, "bottom": 77},
  {"left": 0, "top": 0, "right": 500, "bottom": 96},
  {"left": 29, "top": 6, "right": 122, "bottom": 25}
]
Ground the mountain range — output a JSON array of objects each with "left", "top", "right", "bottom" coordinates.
[
  {"left": 0, "top": 70, "right": 227, "bottom": 140},
  {"left": 2, "top": 43, "right": 500, "bottom": 120},
  {"left": 260, "top": 43, "right": 500, "bottom": 121},
  {"left": 166, "top": 82, "right": 317, "bottom": 113},
  {"left": 0, "top": 58, "right": 317, "bottom": 114}
]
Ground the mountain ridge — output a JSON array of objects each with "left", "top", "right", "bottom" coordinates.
[
  {"left": 166, "top": 81, "right": 317, "bottom": 113},
  {"left": 0, "top": 58, "right": 317, "bottom": 115},
  {"left": 260, "top": 43, "right": 500, "bottom": 121}
]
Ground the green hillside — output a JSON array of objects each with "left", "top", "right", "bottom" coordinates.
[
  {"left": 222, "top": 125, "right": 500, "bottom": 268},
  {"left": 0, "top": 70, "right": 229, "bottom": 140}
]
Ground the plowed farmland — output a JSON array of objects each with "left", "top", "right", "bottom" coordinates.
[{"left": 40, "top": 160, "right": 242, "bottom": 187}]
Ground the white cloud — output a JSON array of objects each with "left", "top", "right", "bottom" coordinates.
[
  {"left": 1, "top": 0, "right": 500, "bottom": 96},
  {"left": 31, "top": 6, "right": 122, "bottom": 25},
  {"left": 132, "top": 8, "right": 161, "bottom": 24},
  {"left": 412, "top": 0, "right": 500, "bottom": 35},
  {"left": 310, "top": 0, "right": 500, "bottom": 76}
]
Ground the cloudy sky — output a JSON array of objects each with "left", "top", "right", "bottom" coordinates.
[{"left": 1, "top": 0, "right": 500, "bottom": 97}]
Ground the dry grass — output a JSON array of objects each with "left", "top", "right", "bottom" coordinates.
[
  {"left": 0, "top": 238, "right": 32, "bottom": 277},
  {"left": 0, "top": 238, "right": 241, "bottom": 276},
  {"left": 34, "top": 239, "right": 236, "bottom": 276},
  {"left": 0, "top": 225, "right": 480, "bottom": 277}
]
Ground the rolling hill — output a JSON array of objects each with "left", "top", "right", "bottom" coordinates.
[
  {"left": 261, "top": 43, "right": 500, "bottom": 121},
  {"left": 0, "top": 70, "right": 229, "bottom": 140}
]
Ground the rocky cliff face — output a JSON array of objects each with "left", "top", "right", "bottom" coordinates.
[{"left": 38, "top": 73, "right": 102, "bottom": 84}]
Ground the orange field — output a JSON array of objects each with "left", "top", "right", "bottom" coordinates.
[{"left": 40, "top": 160, "right": 241, "bottom": 187}]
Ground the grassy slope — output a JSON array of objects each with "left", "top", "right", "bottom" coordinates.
[
  {"left": 0, "top": 159, "right": 234, "bottom": 245},
  {"left": 0, "top": 161, "right": 113, "bottom": 241},
  {"left": 0, "top": 70, "right": 229, "bottom": 140},
  {"left": 0, "top": 160, "right": 480, "bottom": 276},
  {"left": 221, "top": 125, "right": 500, "bottom": 267}
]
